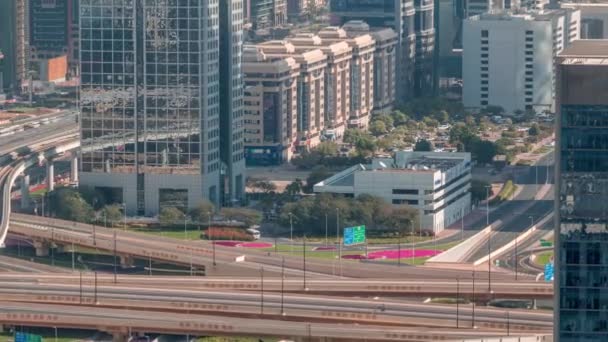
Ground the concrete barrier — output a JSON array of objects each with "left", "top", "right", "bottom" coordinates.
[{"left": 427, "top": 221, "right": 501, "bottom": 264}]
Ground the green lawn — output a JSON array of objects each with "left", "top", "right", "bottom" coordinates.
[
  {"left": 262, "top": 244, "right": 363, "bottom": 260},
  {"left": 535, "top": 251, "right": 554, "bottom": 266},
  {"left": 293, "top": 235, "right": 432, "bottom": 244}
]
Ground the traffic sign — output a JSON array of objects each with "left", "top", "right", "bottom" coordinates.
[
  {"left": 544, "top": 262, "right": 554, "bottom": 282},
  {"left": 344, "top": 225, "right": 366, "bottom": 246},
  {"left": 540, "top": 239, "right": 553, "bottom": 247}
]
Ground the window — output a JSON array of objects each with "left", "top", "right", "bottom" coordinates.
[
  {"left": 525, "top": 91, "right": 533, "bottom": 95},
  {"left": 392, "top": 199, "right": 419, "bottom": 205},
  {"left": 481, "top": 60, "right": 488, "bottom": 65},
  {"left": 481, "top": 47, "right": 489, "bottom": 51},
  {"left": 526, "top": 71, "right": 533, "bottom": 75},
  {"left": 525, "top": 78, "right": 533, "bottom": 82},
  {"left": 481, "top": 30, "right": 489, "bottom": 38},
  {"left": 481, "top": 80, "right": 488, "bottom": 85},
  {"left": 481, "top": 67, "right": 488, "bottom": 71},
  {"left": 481, "top": 87, "right": 488, "bottom": 92},
  {"left": 525, "top": 51, "right": 533, "bottom": 55},
  {"left": 481, "top": 94, "right": 488, "bottom": 98},
  {"left": 392, "top": 189, "right": 419, "bottom": 195},
  {"left": 526, "top": 30, "right": 533, "bottom": 35},
  {"left": 525, "top": 84, "right": 533, "bottom": 89},
  {"left": 481, "top": 53, "right": 488, "bottom": 58},
  {"left": 525, "top": 97, "right": 533, "bottom": 102},
  {"left": 525, "top": 57, "right": 533, "bottom": 62},
  {"left": 481, "top": 73, "right": 488, "bottom": 78},
  {"left": 481, "top": 100, "right": 488, "bottom": 106}
]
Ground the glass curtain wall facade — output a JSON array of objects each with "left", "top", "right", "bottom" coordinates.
[
  {"left": 219, "top": 0, "right": 246, "bottom": 206},
  {"left": 79, "top": 0, "right": 221, "bottom": 215},
  {"left": 557, "top": 53, "right": 608, "bottom": 341}
]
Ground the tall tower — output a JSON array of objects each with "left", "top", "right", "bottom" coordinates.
[
  {"left": 556, "top": 40, "right": 608, "bottom": 342},
  {"left": 220, "top": 0, "right": 246, "bottom": 206},
  {"left": 79, "top": 0, "right": 222, "bottom": 215},
  {"left": 0, "top": 0, "right": 28, "bottom": 93}
]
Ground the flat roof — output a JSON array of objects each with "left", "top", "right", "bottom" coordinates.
[{"left": 560, "top": 40, "right": 608, "bottom": 65}]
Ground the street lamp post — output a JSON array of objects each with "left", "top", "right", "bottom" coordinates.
[
  {"left": 472, "top": 268, "right": 476, "bottom": 328},
  {"left": 325, "top": 213, "right": 328, "bottom": 247},
  {"left": 113, "top": 230, "right": 117, "bottom": 284},
  {"left": 397, "top": 235, "right": 401, "bottom": 267},
  {"left": 122, "top": 203, "right": 127, "bottom": 230},
  {"left": 303, "top": 235, "right": 307, "bottom": 290},
  {"left": 281, "top": 256, "right": 285, "bottom": 315},
  {"left": 456, "top": 277, "right": 460, "bottom": 328},
  {"left": 461, "top": 206, "right": 465, "bottom": 241},
  {"left": 184, "top": 214, "right": 188, "bottom": 240},
  {"left": 260, "top": 266, "right": 264, "bottom": 314},
  {"left": 289, "top": 212, "right": 294, "bottom": 255},
  {"left": 485, "top": 185, "right": 491, "bottom": 293}
]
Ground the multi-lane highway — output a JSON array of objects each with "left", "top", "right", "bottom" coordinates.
[
  {"left": 0, "top": 273, "right": 553, "bottom": 299},
  {"left": 9, "top": 213, "right": 532, "bottom": 281},
  {"left": 2, "top": 301, "right": 547, "bottom": 341}
]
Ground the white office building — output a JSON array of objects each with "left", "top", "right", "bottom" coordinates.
[
  {"left": 313, "top": 151, "right": 472, "bottom": 234},
  {"left": 463, "top": 9, "right": 580, "bottom": 114},
  {"left": 562, "top": 2, "right": 608, "bottom": 39}
]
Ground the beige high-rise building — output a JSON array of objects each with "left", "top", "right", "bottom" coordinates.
[
  {"left": 343, "top": 21, "right": 398, "bottom": 114},
  {"left": 257, "top": 41, "right": 327, "bottom": 152},
  {"left": 288, "top": 32, "right": 352, "bottom": 138},
  {"left": 242, "top": 46, "right": 300, "bottom": 165},
  {"left": 315, "top": 27, "right": 376, "bottom": 129},
  {"left": 328, "top": 30, "right": 375, "bottom": 129}
]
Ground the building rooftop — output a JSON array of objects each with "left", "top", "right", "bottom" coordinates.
[
  {"left": 315, "top": 152, "right": 470, "bottom": 188},
  {"left": 470, "top": 8, "right": 576, "bottom": 22},
  {"left": 560, "top": 39, "right": 608, "bottom": 58}
]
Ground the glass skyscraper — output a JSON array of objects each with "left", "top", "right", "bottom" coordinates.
[
  {"left": 79, "top": 0, "right": 243, "bottom": 215},
  {"left": 556, "top": 40, "right": 608, "bottom": 341}
]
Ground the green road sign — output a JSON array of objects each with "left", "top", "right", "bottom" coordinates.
[
  {"left": 344, "top": 225, "right": 366, "bottom": 246},
  {"left": 540, "top": 239, "right": 553, "bottom": 247}
]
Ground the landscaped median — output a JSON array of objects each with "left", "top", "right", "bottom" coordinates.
[{"left": 489, "top": 180, "right": 517, "bottom": 205}]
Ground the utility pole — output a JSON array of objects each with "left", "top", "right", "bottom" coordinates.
[
  {"left": 461, "top": 206, "right": 464, "bottom": 241},
  {"left": 303, "top": 235, "right": 307, "bottom": 290},
  {"left": 149, "top": 255, "right": 152, "bottom": 276},
  {"left": 260, "top": 266, "right": 264, "bottom": 314},
  {"left": 51, "top": 228, "right": 55, "bottom": 266},
  {"left": 472, "top": 269, "right": 476, "bottom": 328},
  {"left": 397, "top": 235, "right": 401, "bottom": 267},
  {"left": 336, "top": 208, "right": 342, "bottom": 276},
  {"left": 71, "top": 242, "right": 75, "bottom": 272},
  {"left": 506, "top": 311, "right": 510, "bottom": 336},
  {"left": 79, "top": 271, "right": 82, "bottom": 304},
  {"left": 212, "top": 221, "right": 217, "bottom": 267},
  {"left": 94, "top": 271, "right": 98, "bottom": 304},
  {"left": 113, "top": 230, "right": 117, "bottom": 284},
  {"left": 184, "top": 215, "right": 188, "bottom": 240},
  {"left": 456, "top": 277, "right": 460, "bottom": 328},
  {"left": 281, "top": 256, "right": 285, "bottom": 315},
  {"left": 325, "top": 213, "right": 328, "bottom": 247},
  {"left": 289, "top": 212, "right": 294, "bottom": 255},
  {"left": 486, "top": 185, "right": 491, "bottom": 293}
]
